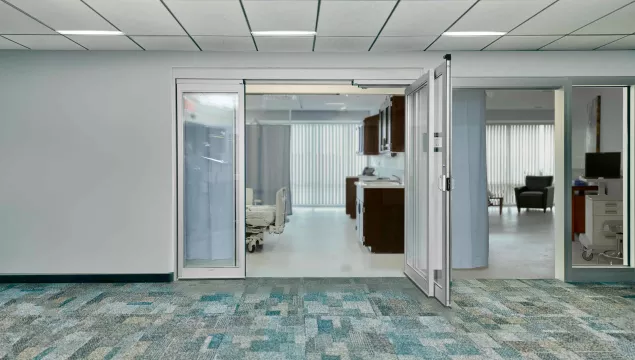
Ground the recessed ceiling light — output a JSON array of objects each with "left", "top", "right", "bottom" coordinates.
[
  {"left": 443, "top": 31, "right": 506, "bottom": 37},
  {"left": 325, "top": 102, "right": 346, "bottom": 106},
  {"left": 251, "top": 31, "right": 317, "bottom": 37},
  {"left": 57, "top": 30, "right": 124, "bottom": 36}
]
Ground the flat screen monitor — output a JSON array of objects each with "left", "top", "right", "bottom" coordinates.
[{"left": 585, "top": 152, "right": 621, "bottom": 179}]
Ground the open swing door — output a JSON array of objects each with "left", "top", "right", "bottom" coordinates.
[{"left": 404, "top": 55, "right": 452, "bottom": 307}]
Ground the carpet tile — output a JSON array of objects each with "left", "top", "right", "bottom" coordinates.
[{"left": 0, "top": 279, "right": 635, "bottom": 359}]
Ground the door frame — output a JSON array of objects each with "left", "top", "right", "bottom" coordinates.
[
  {"left": 175, "top": 80, "right": 246, "bottom": 279},
  {"left": 172, "top": 68, "right": 635, "bottom": 283},
  {"left": 457, "top": 77, "right": 635, "bottom": 282}
]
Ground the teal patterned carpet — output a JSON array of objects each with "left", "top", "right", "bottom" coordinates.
[{"left": 1, "top": 278, "right": 635, "bottom": 359}]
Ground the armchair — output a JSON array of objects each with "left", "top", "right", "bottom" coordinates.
[{"left": 514, "top": 176, "right": 554, "bottom": 213}]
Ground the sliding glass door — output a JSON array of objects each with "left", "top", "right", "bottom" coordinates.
[{"left": 177, "top": 81, "right": 245, "bottom": 279}]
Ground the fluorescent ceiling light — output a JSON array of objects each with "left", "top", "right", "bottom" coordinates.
[
  {"left": 443, "top": 31, "right": 506, "bottom": 37},
  {"left": 57, "top": 30, "right": 124, "bottom": 36},
  {"left": 325, "top": 102, "right": 346, "bottom": 106},
  {"left": 251, "top": 31, "right": 316, "bottom": 37}
]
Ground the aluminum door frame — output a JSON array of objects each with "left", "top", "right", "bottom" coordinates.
[
  {"left": 404, "top": 55, "right": 453, "bottom": 307},
  {"left": 404, "top": 70, "right": 434, "bottom": 297},
  {"left": 433, "top": 56, "right": 452, "bottom": 307},
  {"left": 176, "top": 80, "right": 246, "bottom": 279}
]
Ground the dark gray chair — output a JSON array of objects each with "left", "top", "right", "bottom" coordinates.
[{"left": 515, "top": 176, "right": 554, "bottom": 213}]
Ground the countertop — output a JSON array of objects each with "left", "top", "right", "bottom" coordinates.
[
  {"left": 355, "top": 181, "right": 405, "bottom": 189},
  {"left": 347, "top": 175, "right": 378, "bottom": 179}
]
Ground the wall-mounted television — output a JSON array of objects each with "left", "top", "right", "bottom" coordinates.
[{"left": 585, "top": 152, "right": 621, "bottom": 179}]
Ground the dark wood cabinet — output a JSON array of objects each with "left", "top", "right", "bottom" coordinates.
[
  {"left": 390, "top": 96, "right": 405, "bottom": 152},
  {"left": 379, "top": 95, "right": 405, "bottom": 153},
  {"left": 346, "top": 177, "right": 359, "bottom": 218},
  {"left": 356, "top": 114, "right": 380, "bottom": 155},
  {"left": 357, "top": 187, "right": 404, "bottom": 253},
  {"left": 363, "top": 114, "right": 380, "bottom": 155}
]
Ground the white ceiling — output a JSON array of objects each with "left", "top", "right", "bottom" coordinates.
[
  {"left": 246, "top": 94, "right": 387, "bottom": 111},
  {"left": 1, "top": 0, "right": 634, "bottom": 51}
]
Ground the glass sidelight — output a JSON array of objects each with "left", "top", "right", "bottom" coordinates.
[{"left": 177, "top": 81, "right": 245, "bottom": 279}]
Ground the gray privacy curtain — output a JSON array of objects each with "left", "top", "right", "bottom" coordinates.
[
  {"left": 246, "top": 125, "right": 292, "bottom": 215},
  {"left": 451, "top": 89, "right": 489, "bottom": 269}
]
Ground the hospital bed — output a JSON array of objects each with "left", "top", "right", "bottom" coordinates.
[{"left": 245, "top": 187, "right": 287, "bottom": 253}]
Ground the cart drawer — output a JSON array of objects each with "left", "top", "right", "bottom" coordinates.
[
  {"left": 593, "top": 201, "right": 622, "bottom": 216},
  {"left": 591, "top": 215, "right": 623, "bottom": 234}
]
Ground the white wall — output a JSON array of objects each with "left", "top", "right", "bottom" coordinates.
[
  {"left": 0, "top": 50, "right": 634, "bottom": 275},
  {"left": 572, "top": 87, "right": 625, "bottom": 173},
  {"left": 369, "top": 154, "right": 404, "bottom": 179}
]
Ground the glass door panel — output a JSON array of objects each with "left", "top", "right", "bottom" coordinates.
[
  {"left": 432, "top": 57, "right": 452, "bottom": 306},
  {"left": 405, "top": 71, "right": 433, "bottom": 296},
  {"left": 404, "top": 56, "right": 452, "bottom": 307},
  {"left": 177, "top": 82, "right": 245, "bottom": 279}
]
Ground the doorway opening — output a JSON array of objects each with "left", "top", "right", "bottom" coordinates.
[
  {"left": 453, "top": 89, "right": 557, "bottom": 280},
  {"left": 243, "top": 88, "right": 407, "bottom": 277}
]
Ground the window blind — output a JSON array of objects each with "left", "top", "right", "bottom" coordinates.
[
  {"left": 486, "top": 124, "right": 554, "bottom": 204},
  {"left": 291, "top": 123, "right": 366, "bottom": 206}
]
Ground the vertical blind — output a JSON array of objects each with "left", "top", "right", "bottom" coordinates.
[
  {"left": 291, "top": 123, "right": 366, "bottom": 206},
  {"left": 486, "top": 124, "right": 554, "bottom": 204}
]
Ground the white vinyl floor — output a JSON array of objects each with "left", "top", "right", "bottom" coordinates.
[
  {"left": 246, "top": 206, "right": 557, "bottom": 279},
  {"left": 454, "top": 208, "right": 555, "bottom": 279},
  {"left": 246, "top": 207, "right": 404, "bottom": 277}
]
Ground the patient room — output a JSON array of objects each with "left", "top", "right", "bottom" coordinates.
[{"left": 245, "top": 91, "right": 405, "bottom": 277}]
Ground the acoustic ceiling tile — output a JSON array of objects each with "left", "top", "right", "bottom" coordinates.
[
  {"left": 449, "top": 0, "right": 553, "bottom": 32},
  {"left": 318, "top": 1, "right": 396, "bottom": 36},
  {"left": 382, "top": 0, "right": 476, "bottom": 36},
  {"left": 255, "top": 36, "right": 313, "bottom": 52},
  {"left": 68, "top": 34, "right": 140, "bottom": 50},
  {"left": 371, "top": 36, "right": 437, "bottom": 51},
  {"left": 83, "top": 0, "right": 186, "bottom": 35},
  {"left": 3, "top": 35, "right": 85, "bottom": 50},
  {"left": 163, "top": 0, "right": 250, "bottom": 36},
  {"left": 510, "top": 0, "right": 633, "bottom": 35},
  {"left": 541, "top": 35, "right": 623, "bottom": 50},
  {"left": 428, "top": 35, "right": 499, "bottom": 50},
  {"left": 132, "top": 35, "right": 199, "bottom": 51},
  {"left": 194, "top": 36, "right": 256, "bottom": 51},
  {"left": 243, "top": 0, "right": 317, "bottom": 32},
  {"left": 574, "top": 2, "right": 635, "bottom": 35},
  {"left": 0, "top": 1, "right": 55, "bottom": 34},
  {"left": 485, "top": 35, "right": 560, "bottom": 51},
  {"left": 6, "top": 0, "right": 116, "bottom": 31},
  {"left": 314, "top": 36, "right": 374, "bottom": 52}
]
